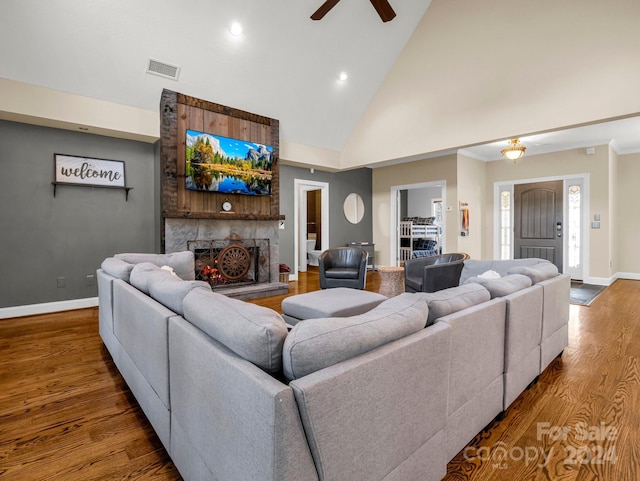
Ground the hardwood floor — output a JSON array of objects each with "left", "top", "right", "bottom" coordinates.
[
  {"left": 444, "top": 279, "right": 640, "bottom": 481},
  {"left": 1, "top": 274, "right": 638, "bottom": 480},
  {"left": 0, "top": 308, "right": 180, "bottom": 480}
]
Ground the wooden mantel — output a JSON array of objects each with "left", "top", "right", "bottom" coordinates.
[{"left": 163, "top": 211, "right": 285, "bottom": 221}]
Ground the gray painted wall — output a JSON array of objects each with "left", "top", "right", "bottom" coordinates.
[
  {"left": 0, "top": 121, "right": 373, "bottom": 308},
  {"left": 0, "top": 120, "right": 158, "bottom": 308},
  {"left": 278, "top": 165, "right": 373, "bottom": 270},
  {"left": 408, "top": 186, "right": 442, "bottom": 217}
]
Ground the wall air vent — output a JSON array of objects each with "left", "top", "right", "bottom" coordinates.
[{"left": 146, "top": 58, "right": 180, "bottom": 80}]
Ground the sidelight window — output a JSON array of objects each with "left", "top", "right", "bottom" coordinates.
[
  {"left": 499, "top": 189, "right": 512, "bottom": 259},
  {"left": 567, "top": 184, "right": 581, "bottom": 270}
]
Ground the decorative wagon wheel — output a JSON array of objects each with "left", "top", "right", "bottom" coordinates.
[{"left": 217, "top": 244, "right": 251, "bottom": 281}]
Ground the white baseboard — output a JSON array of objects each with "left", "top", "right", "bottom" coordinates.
[
  {"left": 614, "top": 272, "right": 640, "bottom": 281},
  {"left": 583, "top": 276, "right": 613, "bottom": 286},
  {"left": 0, "top": 297, "right": 99, "bottom": 320},
  {"left": 582, "top": 272, "right": 640, "bottom": 286}
]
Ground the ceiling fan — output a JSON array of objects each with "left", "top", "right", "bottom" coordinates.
[{"left": 311, "top": 0, "right": 396, "bottom": 22}]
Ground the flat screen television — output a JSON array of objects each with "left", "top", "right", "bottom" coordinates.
[{"left": 185, "top": 129, "right": 273, "bottom": 195}]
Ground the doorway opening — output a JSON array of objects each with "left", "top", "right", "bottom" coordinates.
[
  {"left": 294, "top": 179, "right": 329, "bottom": 280},
  {"left": 390, "top": 181, "right": 447, "bottom": 266}
]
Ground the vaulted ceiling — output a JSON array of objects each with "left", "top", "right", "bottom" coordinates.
[
  {"left": 0, "top": 0, "right": 432, "bottom": 152},
  {"left": 2, "top": 0, "right": 640, "bottom": 169}
]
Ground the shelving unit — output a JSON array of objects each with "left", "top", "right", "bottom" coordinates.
[
  {"left": 399, "top": 221, "right": 440, "bottom": 262},
  {"left": 349, "top": 242, "right": 375, "bottom": 270},
  {"left": 52, "top": 181, "right": 133, "bottom": 200}
]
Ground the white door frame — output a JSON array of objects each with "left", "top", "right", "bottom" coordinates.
[
  {"left": 389, "top": 180, "right": 447, "bottom": 267},
  {"left": 293, "top": 179, "right": 329, "bottom": 280},
  {"left": 493, "top": 173, "right": 590, "bottom": 280}
]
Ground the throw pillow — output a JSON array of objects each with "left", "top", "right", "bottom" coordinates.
[
  {"left": 478, "top": 269, "right": 501, "bottom": 279},
  {"left": 161, "top": 265, "right": 178, "bottom": 276}
]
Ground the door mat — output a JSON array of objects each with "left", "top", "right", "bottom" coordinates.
[{"left": 570, "top": 282, "right": 606, "bottom": 306}]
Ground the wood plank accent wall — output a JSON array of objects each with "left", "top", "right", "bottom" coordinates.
[{"left": 159, "top": 89, "right": 283, "bottom": 249}]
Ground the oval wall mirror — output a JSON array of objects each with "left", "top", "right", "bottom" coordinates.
[{"left": 343, "top": 193, "right": 365, "bottom": 224}]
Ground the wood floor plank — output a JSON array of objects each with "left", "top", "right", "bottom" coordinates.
[{"left": 1, "top": 275, "right": 639, "bottom": 480}]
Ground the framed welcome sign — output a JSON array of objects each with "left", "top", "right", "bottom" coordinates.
[{"left": 53, "top": 154, "right": 132, "bottom": 199}]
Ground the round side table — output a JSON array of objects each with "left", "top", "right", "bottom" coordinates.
[{"left": 377, "top": 266, "right": 405, "bottom": 297}]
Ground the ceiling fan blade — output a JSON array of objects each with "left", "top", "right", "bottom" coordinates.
[
  {"left": 311, "top": 0, "right": 341, "bottom": 20},
  {"left": 370, "top": 0, "right": 396, "bottom": 22}
]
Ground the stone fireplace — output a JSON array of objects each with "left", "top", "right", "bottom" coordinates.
[{"left": 165, "top": 218, "right": 287, "bottom": 300}]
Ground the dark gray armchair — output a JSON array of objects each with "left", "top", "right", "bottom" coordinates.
[
  {"left": 404, "top": 252, "right": 470, "bottom": 293},
  {"left": 318, "top": 247, "right": 368, "bottom": 289}
]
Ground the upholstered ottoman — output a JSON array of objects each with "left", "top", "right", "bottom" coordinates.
[{"left": 281, "top": 287, "right": 387, "bottom": 325}]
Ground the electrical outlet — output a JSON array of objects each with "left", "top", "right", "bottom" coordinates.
[
  {"left": 57, "top": 277, "right": 65, "bottom": 288},
  {"left": 86, "top": 274, "right": 95, "bottom": 286}
]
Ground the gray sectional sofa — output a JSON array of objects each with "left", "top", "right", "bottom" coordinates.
[{"left": 97, "top": 252, "right": 569, "bottom": 481}]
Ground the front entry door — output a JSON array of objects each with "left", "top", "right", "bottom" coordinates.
[{"left": 514, "top": 180, "right": 563, "bottom": 272}]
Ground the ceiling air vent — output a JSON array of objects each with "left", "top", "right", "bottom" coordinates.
[{"left": 146, "top": 58, "right": 180, "bottom": 80}]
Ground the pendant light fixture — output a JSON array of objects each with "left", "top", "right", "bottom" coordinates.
[{"left": 501, "top": 138, "right": 526, "bottom": 162}]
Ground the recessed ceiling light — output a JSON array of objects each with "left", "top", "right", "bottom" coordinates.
[
  {"left": 338, "top": 71, "right": 348, "bottom": 82},
  {"left": 229, "top": 21, "right": 243, "bottom": 36}
]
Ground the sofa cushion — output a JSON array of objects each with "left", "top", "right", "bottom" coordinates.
[
  {"left": 182, "top": 288, "right": 288, "bottom": 374},
  {"left": 324, "top": 268, "right": 359, "bottom": 279},
  {"left": 100, "top": 257, "right": 134, "bottom": 281},
  {"left": 281, "top": 288, "right": 387, "bottom": 322},
  {"left": 465, "top": 274, "right": 532, "bottom": 299},
  {"left": 148, "top": 275, "right": 211, "bottom": 316},
  {"left": 115, "top": 251, "right": 195, "bottom": 280},
  {"left": 282, "top": 293, "right": 429, "bottom": 381},
  {"left": 129, "top": 262, "right": 174, "bottom": 295},
  {"left": 417, "top": 283, "right": 490, "bottom": 325},
  {"left": 508, "top": 262, "right": 559, "bottom": 284}
]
